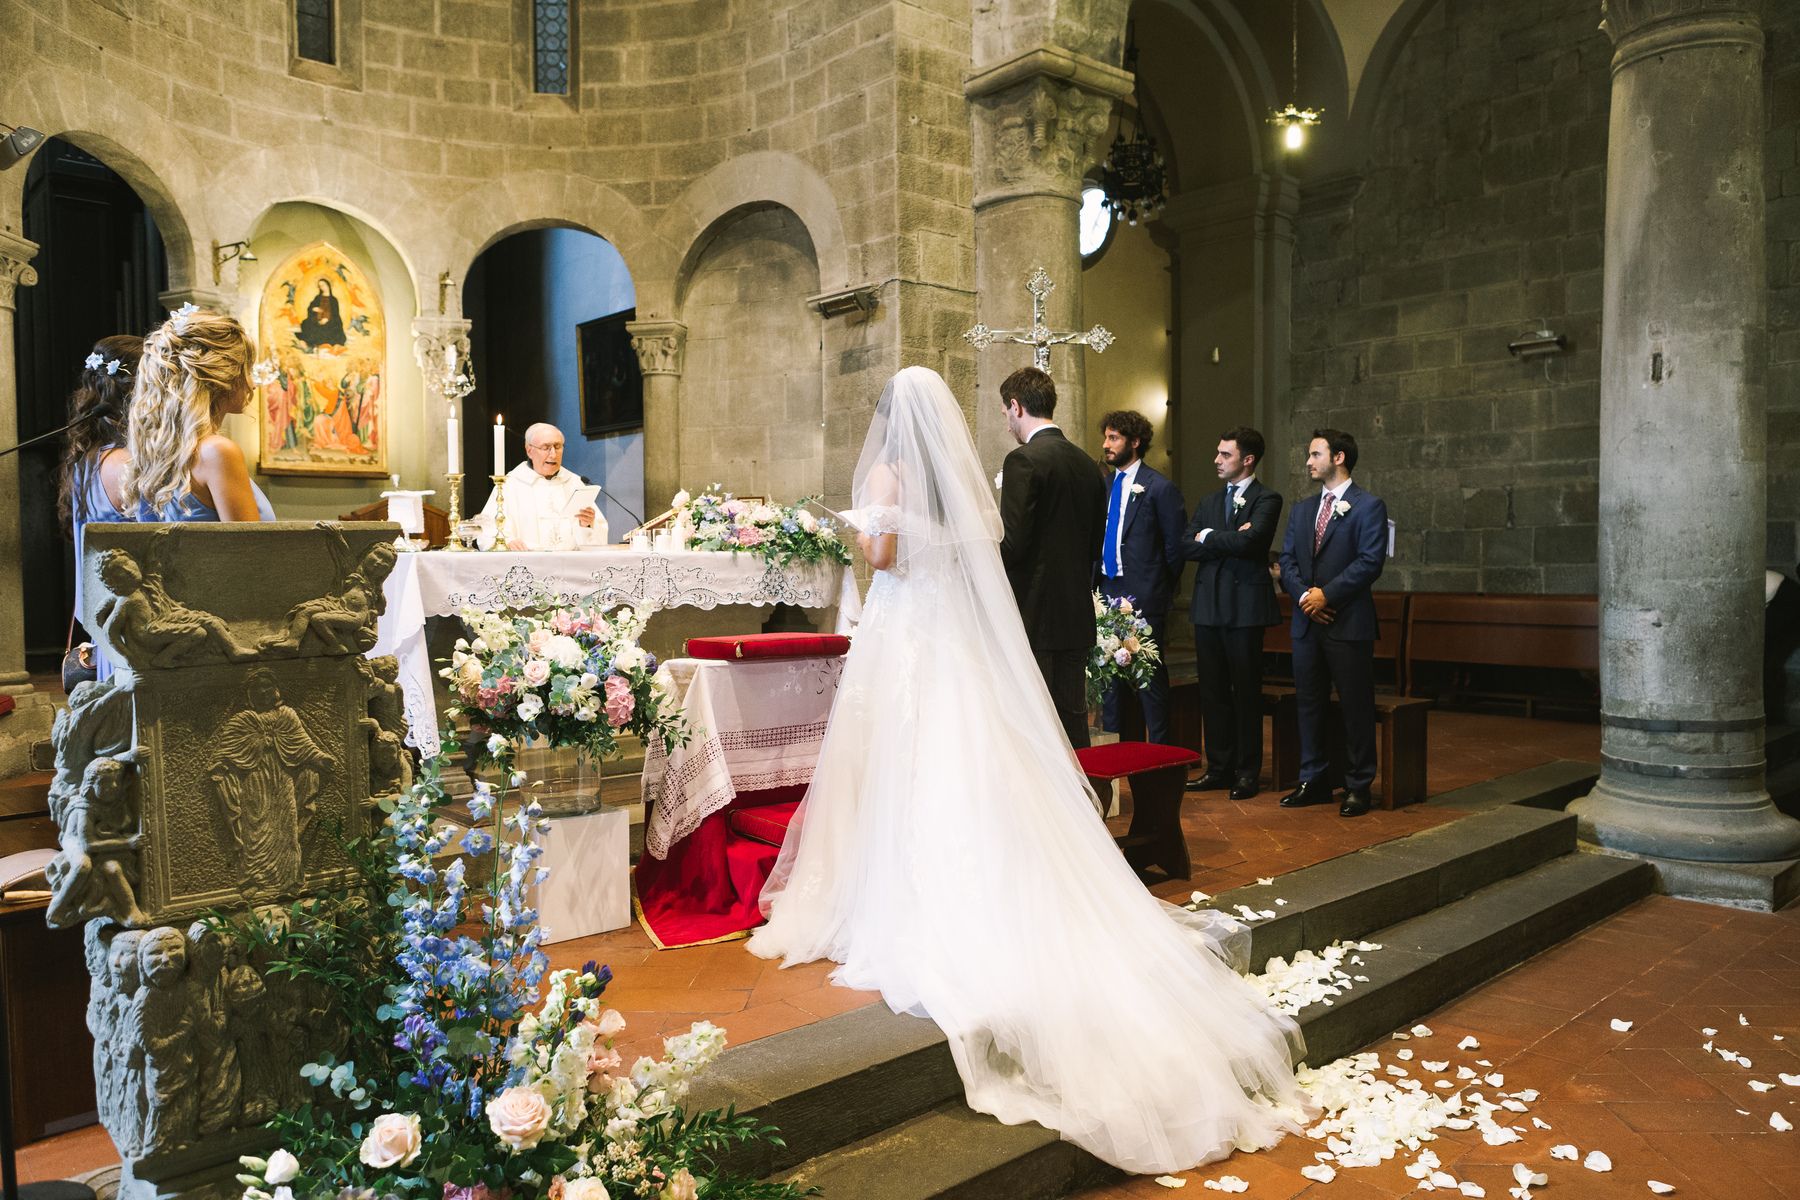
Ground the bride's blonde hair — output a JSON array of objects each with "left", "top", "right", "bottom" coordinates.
[{"left": 122, "top": 308, "right": 255, "bottom": 514}]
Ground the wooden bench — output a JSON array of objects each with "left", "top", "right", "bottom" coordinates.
[
  {"left": 1265, "top": 685, "right": 1432, "bottom": 809},
  {"left": 1403, "top": 593, "right": 1598, "bottom": 713},
  {"left": 1076, "top": 742, "right": 1203, "bottom": 881}
]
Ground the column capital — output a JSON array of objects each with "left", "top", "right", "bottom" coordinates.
[
  {"left": 965, "top": 44, "right": 1131, "bottom": 209},
  {"left": 1601, "top": 0, "right": 1760, "bottom": 62},
  {"left": 0, "top": 232, "right": 40, "bottom": 313},
  {"left": 627, "top": 320, "right": 687, "bottom": 376}
]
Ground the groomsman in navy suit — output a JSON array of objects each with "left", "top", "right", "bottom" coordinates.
[
  {"left": 1096, "top": 409, "right": 1187, "bottom": 744},
  {"left": 1183, "top": 428, "right": 1283, "bottom": 798},
  {"left": 1276, "top": 429, "right": 1389, "bottom": 817}
]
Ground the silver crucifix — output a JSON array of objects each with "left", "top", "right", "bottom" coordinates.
[{"left": 962, "top": 266, "right": 1115, "bottom": 375}]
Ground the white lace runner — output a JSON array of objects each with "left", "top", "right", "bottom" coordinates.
[
  {"left": 370, "top": 549, "right": 861, "bottom": 757},
  {"left": 642, "top": 656, "right": 845, "bottom": 858}
]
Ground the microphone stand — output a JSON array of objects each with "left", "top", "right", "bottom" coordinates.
[
  {"left": 578, "top": 477, "right": 645, "bottom": 535},
  {"left": 0, "top": 424, "right": 72, "bottom": 459}
]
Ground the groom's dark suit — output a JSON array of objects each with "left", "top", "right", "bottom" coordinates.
[
  {"left": 1277, "top": 482, "right": 1389, "bottom": 795},
  {"left": 1183, "top": 477, "right": 1283, "bottom": 784},
  {"left": 1001, "top": 425, "right": 1107, "bottom": 748}
]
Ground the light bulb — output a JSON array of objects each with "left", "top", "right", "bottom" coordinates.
[{"left": 1284, "top": 122, "right": 1305, "bottom": 151}]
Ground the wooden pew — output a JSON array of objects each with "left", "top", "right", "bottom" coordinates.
[
  {"left": 1265, "top": 592, "right": 1411, "bottom": 692},
  {"left": 1403, "top": 593, "right": 1598, "bottom": 713}
]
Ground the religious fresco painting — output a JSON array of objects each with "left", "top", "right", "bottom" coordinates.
[{"left": 257, "top": 242, "right": 388, "bottom": 476}]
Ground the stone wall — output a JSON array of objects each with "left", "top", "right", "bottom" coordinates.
[{"left": 1290, "top": 0, "right": 1800, "bottom": 593}]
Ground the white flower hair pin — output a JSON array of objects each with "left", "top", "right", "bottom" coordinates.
[
  {"left": 84, "top": 352, "right": 129, "bottom": 377},
  {"left": 250, "top": 357, "right": 278, "bottom": 387}
]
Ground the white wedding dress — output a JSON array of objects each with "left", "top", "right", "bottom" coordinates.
[{"left": 747, "top": 367, "right": 1308, "bottom": 1174}]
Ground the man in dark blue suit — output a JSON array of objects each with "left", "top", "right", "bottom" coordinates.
[
  {"left": 1096, "top": 409, "right": 1187, "bottom": 744},
  {"left": 1183, "top": 427, "right": 1283, "bottom": 798},
  {"left": 1276, "top": 428, "right": 1389, "bottom": 817}
]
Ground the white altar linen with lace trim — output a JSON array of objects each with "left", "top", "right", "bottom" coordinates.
[
  {"left": 641, "top": 655, "right": 845, "bottom": 859},
  {"left": 371, "top": 549, "right": 860, "bottom": 757}
]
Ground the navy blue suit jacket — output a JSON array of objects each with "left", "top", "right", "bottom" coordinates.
[
  {"left": 1100, "top": 463, "right": 1188, "bottom": 619},
  {"left": 1277, "top": 482, "right": 1389, "bottom": 642}
]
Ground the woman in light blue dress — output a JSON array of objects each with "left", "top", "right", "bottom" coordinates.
[{"left": 61, "top": 336, "right": 140, "bottom": 684}]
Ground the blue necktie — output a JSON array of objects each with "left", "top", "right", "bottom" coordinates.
[
  {"left": 1104, "top": 471, "right": 1124, "bottom": 578},
  {"left": 1223, "top": 483, "right": 1235, "bottom": 524}
]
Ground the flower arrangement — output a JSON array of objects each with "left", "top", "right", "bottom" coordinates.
[
  {"left": 231, "top": 743, "right": 803, "bottom": 1200},
  {"left": 440, "top": 597, "right": 687, "bottom": 763},
  {"left": 672, "top": 486, "right": 851, "bottom": 570},
  {"left": 1086, "top": 591, "right": 1161, "bottom": 706}
]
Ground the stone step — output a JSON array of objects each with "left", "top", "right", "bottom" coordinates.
[
  {"left": 746, "top": 849, "right": 1653, "bottom": 1200},
  {"left": 1199, "top": 804, "right": 1579, "bottom": 972},
  {"left": 1424, "top": 759, "right": 1598, "bottom": 813}
]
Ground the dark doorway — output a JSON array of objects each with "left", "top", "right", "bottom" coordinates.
[{"left": 13, "top": 138, "right": 169, "bottom": 671}]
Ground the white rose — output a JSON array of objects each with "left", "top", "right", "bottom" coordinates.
[
  {"left": 672, "top": 489, "right": 691, "bottom": 508},
  {"left": 564, "top": 1179, "right": 610, "bottom": 1200},
  {"left": 517, "top": 694, "right": 544, "bottom": 722},
  {"left": 1333, "top": 499, "right": 1351, "bottom": 516},
  {"left": 751, "top": 504, "right": 779, "bottom": 524},
  {"left": 544, "top": 635, "right": 584, "bottom": 669},
  {"left": 358, "top": 1112, "right": 422, "bottom": 1168},
  {"left": 612, "top": 644, "right": 646, "bottom": 672},
  {"left": 263, "top": 1150, "right": 300, "bottom": 1185},
  {"left": 486, "top": 1085, "right": 552, "bottom": 1151},
  {"left": 798, "top": 511, "right": 818, "bottom": 532}
]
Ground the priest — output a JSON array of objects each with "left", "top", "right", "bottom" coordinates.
[{"left": 478, "top": 422, "right": 609, "bottom": 549}]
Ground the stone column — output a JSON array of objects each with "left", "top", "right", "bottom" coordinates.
[
  {"left": 965, "top": 46, "right": 1132, "bottom": 465},
  {"left": 1158, "top": 174, "right": 1299, "bottom": 497},
  {"left": 412, "top": 315, "right": 474, "bottom": 515},
  {"left": 0, "top": 233, "right": 39, "bottom": 694},
  {"left": 628, "top": 319, "right": 686, "bottom": 519},
  {"left": 1570, "top": 0, "right": 1800, "bottom": 868}
]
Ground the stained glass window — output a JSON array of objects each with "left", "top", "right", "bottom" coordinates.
[
  {"left": 296, "top": 0, "right": 334, "bottom": 65},
  {"left": 534, "top": 0, "right": 571, "bottom": 95}
]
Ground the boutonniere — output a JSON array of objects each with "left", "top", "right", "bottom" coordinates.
[
  {"left": 993, "top": 471, "right": 1003, "bottom": 491},
  {"left": 1233, "top": 492, "right": 1247, "bottom": 510},
  {"left": 1129, "top": 483, "right": 1146, "bottom": 496},
  {"left": 1333, "top": 499, "right": 1351, "bottom": 517}
]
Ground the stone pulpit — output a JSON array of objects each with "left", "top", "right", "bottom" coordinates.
[{"left": 43, "top": 521, "right": 409, "bottom": 1200}]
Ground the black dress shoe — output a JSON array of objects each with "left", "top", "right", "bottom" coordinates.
[
  {"left": 1279, "top": 779, "right": 1331, "bottom": 808},
  {"left": 1339, "top": 787, "right": 1373, "bottom": 817},
  {"left": 1229, "top": 777, "right": 1260, "bottom": 801},
  {"left": 1187, "top": 770, "right": 1233, "bottom": 792}
]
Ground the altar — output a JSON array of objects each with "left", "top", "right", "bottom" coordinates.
[{"left": 372, "top": 547, "right": 861, "bottom": 756}]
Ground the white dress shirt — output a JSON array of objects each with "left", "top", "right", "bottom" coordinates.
[{"left": 477, "top": 463, "right": 608, "bottom": 550}]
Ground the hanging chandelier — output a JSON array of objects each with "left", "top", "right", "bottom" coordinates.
[
  {"left": 1099, "top": 23, "right": 1167, "bottom": 227},
  {"left": 1268, "top": 0, "right": 1322, "bottom": 151}
]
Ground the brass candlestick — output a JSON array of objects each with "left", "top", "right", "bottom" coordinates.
[
  {"left": 443, "top": 472, "right": 467, "bottom": 551},
  {"left": 489, "top": 474, "right": 510, "bottom": 551}
]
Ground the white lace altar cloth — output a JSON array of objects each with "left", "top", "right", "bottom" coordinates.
[
  {"left": 642, "top": 656, "right": 845, "bottom": 859},
  {"left": 371, "top": 549, "right": 861, "bottom": 758}
]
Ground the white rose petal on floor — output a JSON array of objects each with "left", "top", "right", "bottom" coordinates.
[
  {"left": 1585, "top": 1150, "right": 1614, "bottom": 1172},
  {"left": 1201, "top": 1176, "right": 1248, "bottom": 1192},
  {"left": 1610, "top": 1018, "right": 1634, "bottom": 1032},
  {"left": 1154, "top": 1175, "right": 1187, "bottom": 1188}
]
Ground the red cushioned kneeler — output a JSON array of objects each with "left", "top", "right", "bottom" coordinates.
[
  {"left": 727, "top": 800, "right": 800, "bottom": 847},
  {"left": 634, "top": 785, "right": 806, "bottom": 949},
  {"left": 1077, "top": 742, "right": 1201, "bottom": 882},
  {"left": 685, "top": 632, "right": 850, "bottom": 660}
]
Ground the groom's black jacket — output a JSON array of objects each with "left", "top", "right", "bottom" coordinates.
[{"left": 1000, "top": 426, "right": 1108, "bottom": 652}]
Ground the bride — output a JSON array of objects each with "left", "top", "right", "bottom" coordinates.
[{"left": 747, "top": 366, "right": 1308, "bottom": 1174}]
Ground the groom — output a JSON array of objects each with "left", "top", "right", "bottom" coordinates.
[{"left": 998, "top": 367, "right": 1108, "bottom": 749}]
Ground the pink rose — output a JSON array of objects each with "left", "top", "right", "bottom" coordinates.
[
  {"left": 659, "top": 1170, "right": 699, "bottom": 1200},
  {"left": 486, "top": 1085, "right": 552, "bottom": 1151},
  {"left": 735, "top": 526, "right": 768, "bottom": 546},
  {"left": 359, "top": 1112, "right": 422, "bottom": 1168},
  {"left": 584, "top": 1043, "right": 623, "bottom": 1091},
  {"left": 528, "top": 628, "right": 553, "bottom": 654},
  {"left": 603, "top": 676, "right": 635, "bottom": 728},
  {"left": 522, "top": 657, "right": 552, "bottom": 687}
]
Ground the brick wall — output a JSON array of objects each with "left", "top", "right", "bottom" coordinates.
[{"left": 1290, "top": 0, "right": 1800, "bottom": 593}]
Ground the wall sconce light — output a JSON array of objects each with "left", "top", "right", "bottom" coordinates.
[
  {"left": 212, "top": 239, "right": 259, "bottom": 284},
  {"left": 1507, "top": 329, "right": 1567, "bottom": 359},
  {"left": 0, "top": 123, "right": 45, "bottom": 171},
  {"left": 808, "top": 285, "right": 879, "bottom": 319}
]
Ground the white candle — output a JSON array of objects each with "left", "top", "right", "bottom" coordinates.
[
  {"left": 446, "top": 407, "right": 460, "bottom": 474},
  {"left": 493, "top": 416, "right": 505, "bottom": 477},
  {"left": 445, "top": 344, "right": 458, "bottom": 375}
]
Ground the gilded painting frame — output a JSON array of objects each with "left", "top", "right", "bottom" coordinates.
[{"left": 257, "top": 241, "right": 389, "bottom": 477}]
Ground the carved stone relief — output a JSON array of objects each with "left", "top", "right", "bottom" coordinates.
[{"left": 970, "top": 74, "right": 1114, "bottom": 200}]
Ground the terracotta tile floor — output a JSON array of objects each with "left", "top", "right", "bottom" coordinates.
[
  {"left": 20, "top": 711, "right": 1610, "bottom": 1184},
  {"left": 1075, "top": 896, "right": 1800, "bottom": 1200}
]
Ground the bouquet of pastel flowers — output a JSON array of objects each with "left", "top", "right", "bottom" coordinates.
[
  {"left": 673, "top": 486, "right": 851, "bottom": 570},
  {"left": 440, "top": 597, "right": 686, "bottom": 761},
  {"left": 1086, "top": 591, "right": 1162, "bottom": 706}
]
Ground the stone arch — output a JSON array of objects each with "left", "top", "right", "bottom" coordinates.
[
  {"left": 1342, "top": 0, "right": 1442, "bottom": 166},
  {"left": 0, "top": 68, "right": 200, "bottom": 291},
  {"left": 1135, "top": 0, "right": 1281, "bottom": 185},
  {"left": 659, "top": 151, "right": 850, "bottom": 302},
  {"left": 445, "top": 172, "right": 675, "bottom": 319}
]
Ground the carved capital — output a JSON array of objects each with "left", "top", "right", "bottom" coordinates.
[
  {"left": 0, "top": 231, "right": 40, "bottom": 312},
  {"left": 628, "top": 319, "right": 688, "bottom": 376},
  {"left": 966, "top": 45, "right": 1133, "bottom": 207},
  {"left": 1601, "top": 0, "right": 1760, "bottom": 55}
]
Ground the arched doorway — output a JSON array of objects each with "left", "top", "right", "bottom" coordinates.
[
  {"left": 13, "top": 137, "right": 169, "bottom": 671},
  {"left": 463, "top": 227, "right": 643, "bottom": 535}
]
